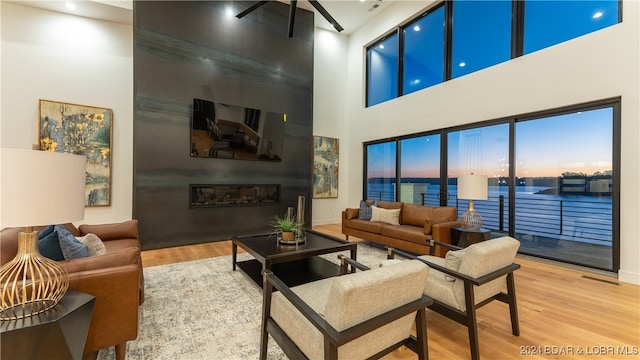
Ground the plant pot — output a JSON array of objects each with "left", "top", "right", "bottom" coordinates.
[{"left": 281, "top": 231, "right": 294, "bottom": 241}]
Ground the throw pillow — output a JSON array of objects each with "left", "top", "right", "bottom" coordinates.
[
  {"left": 444, "top": 248, "right": 466, "bottom": 282},
  {"left": 357, "top": 200, "right": 378, "bottom": 220},
  {"left": 38, "top": 225, "right": 55, "bottom": 240},
  {"left": 76, "top": 233, "right": 107, "bottom": 256},
  {"left": 370, "top": 206, "right": 401, "bottom": 225},
  {"left": 55, "top": 224, "right": 89, "bottom": 260},
  {"left": 38, "top": 230, "right": 65, "bottom": 261}
]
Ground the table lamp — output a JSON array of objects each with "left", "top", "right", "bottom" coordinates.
[
  {"left": 458, "top": 174, "right": 488, "bottom": 230},
  {"left": 0, "top": 149, "right": 86, "bottom": 320}
]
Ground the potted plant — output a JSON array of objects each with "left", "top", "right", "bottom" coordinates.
[{"left": 270, "top": 214, "right": 302, "bottom": 241}]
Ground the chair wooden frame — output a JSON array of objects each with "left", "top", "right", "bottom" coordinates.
[
  {"left": 259, "top": 255, "right": 433, "bottom": 360},
  {"left": 388, "top": 240, "right": 520, "bottom": 360}
]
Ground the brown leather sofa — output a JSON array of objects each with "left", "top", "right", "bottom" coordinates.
[
  {"left": 1, "top": 219, "right": 144, "bottom": 360},
  {"left": 342, "top": 201, "right": 459, "bottom": 257}
]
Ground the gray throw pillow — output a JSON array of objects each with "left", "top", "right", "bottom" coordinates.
[
  {"left": 358, "top": 200, "right": 378, "bottom": 220},
  {"left": 55, "top": 224, "right": 89, "bottom": 260},
  {"left": 76, "top": 233, "right": 107, "bottom": 256}
]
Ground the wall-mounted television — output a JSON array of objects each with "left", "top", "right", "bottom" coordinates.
[{"left": 190, "top": 98, "right": 284, "bottom": 161}]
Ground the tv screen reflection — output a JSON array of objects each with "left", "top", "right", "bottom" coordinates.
[{"left": 190, "top": 98, "right": 284, "bottom": 161}]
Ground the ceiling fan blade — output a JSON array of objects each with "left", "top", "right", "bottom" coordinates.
[
  {"left": 288, "top": 0, "right": 297, "bottom": 37},
  {"left": 308, "top": 0, "right": 344, "bottom": 32},
  {"left": 236, "top": 1, "right": 270, "bottom": 19}
]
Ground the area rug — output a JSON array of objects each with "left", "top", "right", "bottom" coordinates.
[{"left": 97, "top": 243, "right": 389, "bottom": 360}]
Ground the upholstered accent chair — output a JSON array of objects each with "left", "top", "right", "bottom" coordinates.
[
  {"left": 260, "top": 257, "right": 433, "bottom": 360},
  {"left": 388, "top": 236, "right": 521, "bottom": 360}
]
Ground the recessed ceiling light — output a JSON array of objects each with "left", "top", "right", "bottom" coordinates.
[
  {"left": 593, "top": 11, "right": 603, "bottom": 19},
  {"left": 65, "top": 2, "right": 76, "bottom": 10},
  {"left": 413, "top": 25, "right": 421, "bottom": 32},
  {"left": 379, "top": 44, "right": 385, "bottom": 49},
  {"left": 459, "top": 62, "right": 466, "bottom": 67}
]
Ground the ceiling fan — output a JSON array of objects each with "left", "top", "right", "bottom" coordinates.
[{"left": 236, "top": 0, "right": 344, "bottom": 38}]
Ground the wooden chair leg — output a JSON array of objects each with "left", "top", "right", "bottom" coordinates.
[
  {"left": 464, "top": 283, "right": 480, "bottom": 360},
  {"left": 260, "top": 272, "right": 274, "bottom": 360},
  {"left": 115, "top": 343, "right": 127, "bottom": 360},
  {"left": 415, "top": 308, "right": 429, "bottom": 360},
  {"left": 506, "top": 272, "right": 520, "bottom": 336}
]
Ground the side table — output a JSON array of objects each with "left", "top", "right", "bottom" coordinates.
[
  {"left": 1, "top": 289, "right": 95, "bottom": 360},
  {"left": 451, "top": 227, "right": 491, "bottom": 247}
]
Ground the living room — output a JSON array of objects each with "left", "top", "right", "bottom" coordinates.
[{"left": 1, "top": 0, "right": 639, "bottom": 359}]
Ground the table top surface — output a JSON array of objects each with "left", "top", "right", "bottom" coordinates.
[
  {"left": 453, "top": 227, "right": 491, "bottom": 233},
  {"left": 232, "top": 229, "right": 356, "bottom": 262},
  {"left": 0, "top": 290, "right": 95, "bottom": 331}
]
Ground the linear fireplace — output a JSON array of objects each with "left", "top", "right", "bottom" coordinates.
[{"left": 190, "top": 184, "right": 280, "bottom": 208}]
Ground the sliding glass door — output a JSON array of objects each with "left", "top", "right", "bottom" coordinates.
[
  {"left": 514, "top": 107, "right": 614, "bottom": 270},
  {"left": 363, "top": 99, "right": 618, "bottom": 271}
]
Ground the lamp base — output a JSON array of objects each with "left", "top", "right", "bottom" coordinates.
[
  {"left": 459, "top": 200, "right": 483, "bottom": 231},
  {"left": 0, "top": 230, "right": 69, "bottom": 320}
]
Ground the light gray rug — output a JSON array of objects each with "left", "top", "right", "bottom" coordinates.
[{"left": 98, "top": 243, "right": 389, "bottom": 360}]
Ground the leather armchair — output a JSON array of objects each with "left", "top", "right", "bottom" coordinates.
[{"left": 1, "top": 219, "right": 144, "bottom": 360}]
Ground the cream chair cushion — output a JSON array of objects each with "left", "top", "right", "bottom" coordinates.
[
  {"left": 419, "top": 236, "right": 520, "bottom": 311},
  {"left": 270, "top": 260, "right": 429, "bottom": 360}
]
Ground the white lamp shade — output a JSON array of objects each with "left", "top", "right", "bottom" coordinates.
[
  {"left": 1, "top": 149, "right": 87, "bottom": 228},
  {"left": 458, "top": 174, "right": 488, "bottom": 200}
]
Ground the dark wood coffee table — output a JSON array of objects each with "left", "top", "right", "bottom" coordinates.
[{"left": 232, "top": 229, "right": 357, "bottom": 287}]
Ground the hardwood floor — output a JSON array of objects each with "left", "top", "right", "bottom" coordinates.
[{"left": 141, "top": 224, "right": 640, "bottom": 359}]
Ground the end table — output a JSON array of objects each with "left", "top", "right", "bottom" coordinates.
[
  {"left": 451, "top": 227, "right": 491, "bottom": 247},
  {"left": 1, "top": 289, "right": 95, "bottom": 360}
]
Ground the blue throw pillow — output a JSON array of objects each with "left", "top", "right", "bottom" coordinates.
[
  {"left": 358, "top": 200, "right": 378, "bottom": 220},
  {"left": 55, "top": 224, "right": 89, "bottom": 260},
  {"left": 38, "top": 230, "right": 65, "bottom": 261},
  {"left": 38, "top": 225, "right": 55, "bottom": 240}
]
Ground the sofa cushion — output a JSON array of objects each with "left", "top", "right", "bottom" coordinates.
[
  {"left": 58, "top": 246, "right": 141, "bottom": 274},
  {"left": 358, "top": 200, "right": 378, "bottom": 220},
  {"left": 77, "top": 233, "right": 107, "bottom": 256},
  {"left": 380, "top": 225, "right": 429, "bottom": 244},
  {"left": 431, "top": 206, "right": 457, "bottom": 221},
  {"left": 378, "top": 201, "right": 403, "bottom": 210},
  {"left": 346, "top": 219, "right": 384, "bottom": 234},
  {"left": 370, "top": 206, "right": 400, "bottom": 225},
  {"left": 56, "top": 224, "right": 89, "bottom": 260},
  {"left": 401, "top": 203, "right": 434, "bottom": 227},
  {"left": 79, "top": 219, "right": 139, "bottom": 241}
]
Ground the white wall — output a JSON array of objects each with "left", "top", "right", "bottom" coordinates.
[
  {"left": 312, "top": 28, "right": 350, "bottom": 225},
  {"left": 312, "top": 1, "right": 640, "bottom": 284},
  {"left": 0, "top": 2, "right": 134, "bottom": 225}
]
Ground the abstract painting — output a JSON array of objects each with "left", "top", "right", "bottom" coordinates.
[
  {"left": 313, "top": 136, "right": 339, "bottom": 198},
  {"left": 39, "top": 99, "right": 113, "bottom": 206}
]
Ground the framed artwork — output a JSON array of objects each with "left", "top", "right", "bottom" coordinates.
[
  {"left": 38, "top": 99, "right": 113, "bottom": 206},
  {"left": 312, "top": 136, "right": 339, "bottom": 198}
]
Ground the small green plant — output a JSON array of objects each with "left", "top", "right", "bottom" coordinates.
[{"left": 270, "top": 214, "right": 302, "bottom": 234}]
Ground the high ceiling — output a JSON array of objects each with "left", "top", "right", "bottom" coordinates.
[{"left": 12, "top": 0, "right": 396, "bottom": 34}]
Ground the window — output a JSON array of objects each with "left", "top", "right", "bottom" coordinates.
[
  {"left": 365, "top": 141, "right": 396, "bottom": 201},
  {"left": 366, "top": 34, "right": 399, "bottom": 107},
  {"left": 447, "top": 124, "right": 510, "bottom": 231},
  {"left": 515, "top": 107, "right": 614, "bottom": 269},
  {"left": 402, "top": 6, "right": 445, "bottom": 95},
  {"left": 365, "top": 0, "right": 621, "bottom": 106},
  {"left": 400, "top": 135, "right": 441, "bottom": 205},
  {"left": 524, "top": 0, "right": 619, "bottom": 54},
  {"left": 451, "top": 0, "right": 512, "bottom": 78},
  {"left": 363, "top": 99, "right": 619, "bottom": 272}
]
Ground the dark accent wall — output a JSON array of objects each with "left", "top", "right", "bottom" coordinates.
[{"left": 133, "top": 1, "right": 314, "bottom": 250}]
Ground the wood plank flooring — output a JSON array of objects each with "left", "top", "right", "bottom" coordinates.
[{"left": 141, "top": 224, "right": 640, "bottom": 360}]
